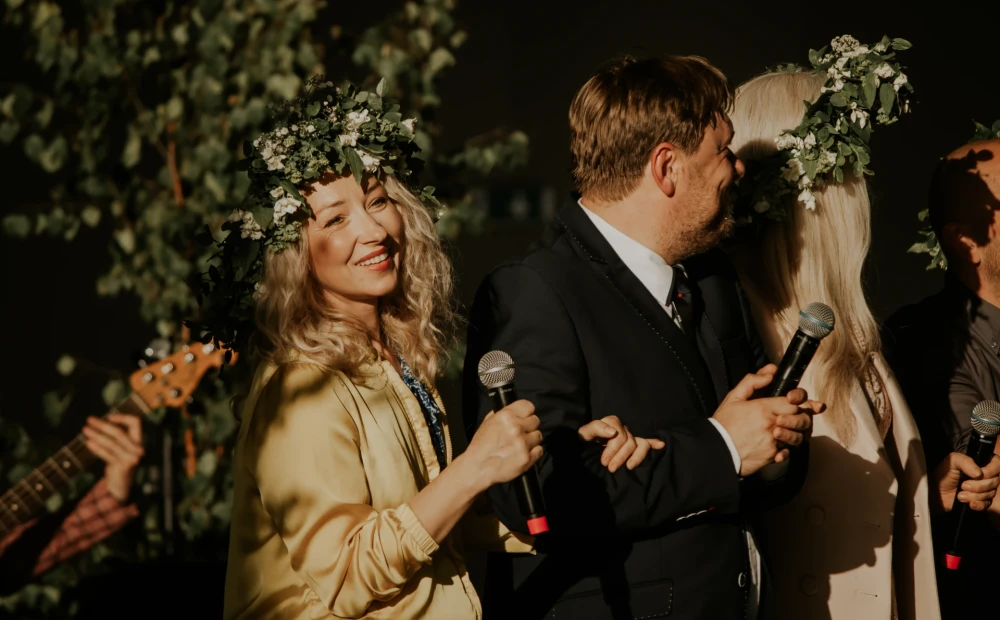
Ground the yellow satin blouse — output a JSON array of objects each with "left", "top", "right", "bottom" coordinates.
[{"left": 222, "top": 360, "right": 529, "bottom": 620}]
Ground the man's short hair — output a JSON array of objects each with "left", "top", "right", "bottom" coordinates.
[{"left": 569, "top": 55, "right": 733, "bottom": 202}]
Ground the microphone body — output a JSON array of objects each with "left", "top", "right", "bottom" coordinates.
[
  {"left": 478, "top": 351, "right": 549, "bottom": 536},
  {"left": 768, "top": 329, "right": 823, "bottom": 398},
  {"left": 756, "top": 303, "right": 835, "bottom": 480},
  {"left": 755, "top": 302, "right": 835, "bottom": 400},
  {"left": 945, "top": 400, "right": 1000, "bottom": 570}
]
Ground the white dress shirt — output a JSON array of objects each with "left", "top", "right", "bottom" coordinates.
[{"left": 579, "top": 202, "right": 760, "bottom": 618}]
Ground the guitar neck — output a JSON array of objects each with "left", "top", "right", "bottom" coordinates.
[{"left": 0, "top": 393, "right": 150, "bottom": 540}]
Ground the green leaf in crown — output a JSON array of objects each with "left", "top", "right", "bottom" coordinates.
[
  {"left": 734, "top": 34, "right": 914, "bottom": 224},
  {"left": 193, "top": 75, "right": 433, "bottom": 355}
]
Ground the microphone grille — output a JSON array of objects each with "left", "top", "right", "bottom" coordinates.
[
  {"left": 971, "top": 400, "right": 1000, "bottom": 437},
  {"left": 798, "top": 302, "right": 836, "bottom": 340},
  {"left": 478, "top": 350, "right": 515, "bottom": 389}
]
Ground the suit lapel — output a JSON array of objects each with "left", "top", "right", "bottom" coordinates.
[{"left": 558, "top": 203, "right": 718, "bottom": 416}]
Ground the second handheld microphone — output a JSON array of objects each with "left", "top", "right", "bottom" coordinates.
[
  {"left": 477, "top": 350, "right": 549, "bottom": 536},
  {"left": 945, "top": 400, "right": 1000, "bottom": 570}
]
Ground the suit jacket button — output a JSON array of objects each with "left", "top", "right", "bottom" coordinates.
[
  {"left": 806, "top": 506, "right": 825, "bottom": 525},
  {"left": 801, "top": 575, "right": 819, "bottom": 596},
  {"left": 737, "top": 572, "right": 748, "bottom": 588}
]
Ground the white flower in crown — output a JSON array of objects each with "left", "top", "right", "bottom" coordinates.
[
  {"left": 781, "top": 158, "right": 805, "bottom": 183},
  {"left": 254, "top": 282, "right": 268, "bottom": 298},
  {"left": 270, "top": 186, "right": 285, "bottom": 199},
  {"left": 340, "top": 132, "right": 359, "bottom": 147},
  {"left": 345, "top": 109, "right": 371, "bottom": 132},
  {"left": 306, "top": 124, "right": 316, "bottom": 134},
  {"left": 873, "top": 63, "right": 895, "bottom": 80},
  {"left": 359, "top": 151, "right": 380, "bottom": 172},
  {"left": 849, "top": 102, "right": 869, "bottom": 128},
  {"left": 754, "top": 199, "right": 771, "bottom": 213},
  {"left": 798, "top": 188, "right": 817, "bottom": 211},
  {"left": 893, "top": 73, "right": 908, "bottom": 91},
  {"left": 266, "top": 155, "right": 286, "bottom": 171},
  {"left": 804, "top": 133, "right": 817, "bottom": 149},
  {"left": 239, "top": 211, "right": 264, "bottom": 240},
  {"left": 228, "top": 209, "right": 246, "bottom": 223},
  {"left": 823, "top": 151, "right": 837, "bottom": 165},
  {"left": 273, "top": 196, "right": 301, "bottom": 222},
  {"left": 402, "top": 118, "right": 416, "bottom": 133},
  {"left": 775, "top": 133, "right": 801, "bottom": 151},
  {"left": 831, "top": 35, "right": 861, "bottom": 53}
]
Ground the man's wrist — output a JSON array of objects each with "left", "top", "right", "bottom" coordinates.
[{"left": 707, "top": 418, "right": 742, "bottom": 474}]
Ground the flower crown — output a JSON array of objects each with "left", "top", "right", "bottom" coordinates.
[
  {"left": 734, "top": 35, "right": 914, "bottom": 223},
  {"left": 194, "top": 75, "right": 439, "bottom": 355},
  {"left": 909, "top": 120, "right": 1000, "bottom": 271}
]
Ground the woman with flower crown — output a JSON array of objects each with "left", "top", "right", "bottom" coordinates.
[
  {"left": 728, "top": 35, "right": 1000, "bottom": 620},
  {"left": 208, "top": 78, "right": 661, "bottom": 620}
]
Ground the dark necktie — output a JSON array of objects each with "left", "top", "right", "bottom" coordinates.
[{"left": 671, "top": 265, "right": 697, "bottom": 342}]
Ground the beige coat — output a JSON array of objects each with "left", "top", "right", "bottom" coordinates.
[
  {"left": 754, "top": 354, "right": 941, "bottom": 620},
  {"left": 223, "top": 361, "right": 529, "bottom": 620}
]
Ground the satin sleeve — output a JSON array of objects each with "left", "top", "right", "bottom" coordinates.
[
  {"left": 247, "top": 365, "right": 439, "bottom": 618},
  {"left": 459, "top": 494, "right": 535, "bottom": 554}
]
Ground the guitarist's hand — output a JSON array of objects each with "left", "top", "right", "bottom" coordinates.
[{"left": 82, "top": 414, "right": 144, "bottom": 503}]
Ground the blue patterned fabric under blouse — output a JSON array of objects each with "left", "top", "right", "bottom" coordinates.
[{"left": 399, "top": 357, "right": 448, "bottom": 470}]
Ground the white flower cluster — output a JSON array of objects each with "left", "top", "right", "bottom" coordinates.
[
  {"left": 339, "top": 109, "right": 369, "bottom": 147},
  {"left": 753, "top": 35, "right": 912, "bottom": 216},
  {"left": 228, "top": 209, "right": 263, "bottom": 240},
  {"left": 763, "top": 133, "right": 821, "bottom": 211},
  {"left": 269, "top": 186, "right": 302, "bottom": 222},
  {"left": 253, "top": 130, "right": 288, "bottom": 172},
  {"left": 820, "top": 38, "right": 909, "bottom": 97}
]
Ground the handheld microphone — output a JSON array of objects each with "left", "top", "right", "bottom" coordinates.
[
  {"left": 767, "top": 302, "right": 836, "bottom": 397},
  {"left": 477, "top": 350, "right": 549, "bottom": 536},
  {"left": 757, "top": 302, "right": 835, "bottom": 480},
  {"left": 945, "top": 400, "right": 1000, "bottom": 570}
]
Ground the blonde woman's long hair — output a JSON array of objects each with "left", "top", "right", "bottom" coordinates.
[
  {"left": 730, "top": 70, "right": 887, "bottom": 445},
  {"left": 247, "top": 175, "right": 457, "bottom": 389}
]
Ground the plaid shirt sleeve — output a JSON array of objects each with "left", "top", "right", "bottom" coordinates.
[{"left": 0, "top": 478, "right": 139, "bottom": 577}]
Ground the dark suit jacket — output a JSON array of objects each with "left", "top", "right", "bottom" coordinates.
[{"left": 462, "top": 203, "right": 808, "bottom": 620}]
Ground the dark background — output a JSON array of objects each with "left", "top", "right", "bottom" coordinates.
[
  {"left": 5, "top": 1, "right": 1000, "bottom": 427},
  {"left": 0, "top": 0, "right": 998, "bottom": 612}
]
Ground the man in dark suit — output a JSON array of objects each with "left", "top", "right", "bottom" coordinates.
[{"left": 462, "top": 56, "right": 821, "bottom": 620}]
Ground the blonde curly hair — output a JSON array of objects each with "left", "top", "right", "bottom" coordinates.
[{"left": 246, "top": 175, "right": 457, "bottom": 388}]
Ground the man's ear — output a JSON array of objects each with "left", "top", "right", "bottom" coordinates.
[
  {"left": 943, "top": 222, "right": 981, "bottom": 266},
  {"left": 650, "top": 142, "right": 681, "bottom": 198}
]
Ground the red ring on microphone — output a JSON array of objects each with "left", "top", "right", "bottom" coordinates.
[
  {"left": 526, "top": 516, "right": 549, "bottom": 535},
  {"left": 945, "top": 554, "right": 962, "bottom": 570}
]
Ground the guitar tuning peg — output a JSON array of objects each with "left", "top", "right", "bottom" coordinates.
[{"left": 144, "top": 338, "right": 172, "bottom": 361}]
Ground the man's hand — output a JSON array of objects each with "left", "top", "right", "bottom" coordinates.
[
  {"left": 932, "top": 452, "right": 1000, "bottom": 514},
  {"left": 578, "top": 416, "right": 666, "bottom": 473},
  {"left": 712, "top": 364, "right": 824, "bottom": 477},
  {"left": 82, "top": 413, "right": 144, "bottom": 503}
]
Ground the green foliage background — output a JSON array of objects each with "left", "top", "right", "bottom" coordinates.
[{"left": 0, "top": 0, "right": 526, "bottom": 615}]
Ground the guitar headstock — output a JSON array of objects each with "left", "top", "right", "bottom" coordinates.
[{"left": 128, "top": 341, "right": 234, "bottom": 409}]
